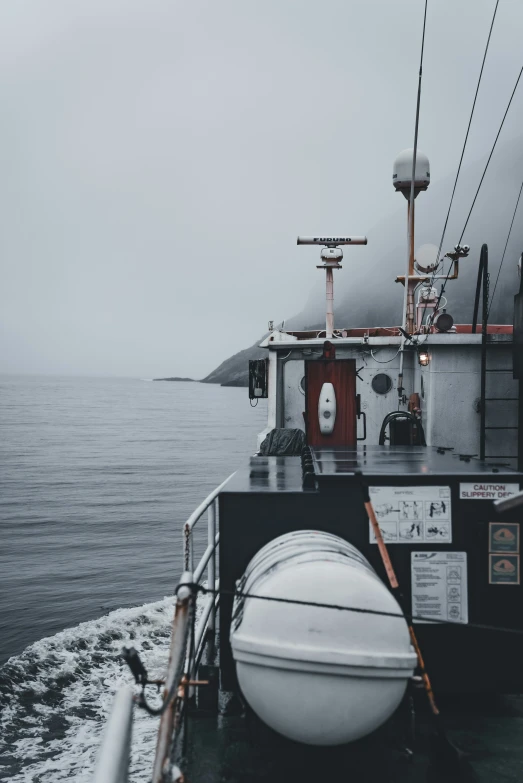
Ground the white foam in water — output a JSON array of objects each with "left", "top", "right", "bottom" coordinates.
[{"left": 0, "top": 597, "right": 182, "bottom": 782}]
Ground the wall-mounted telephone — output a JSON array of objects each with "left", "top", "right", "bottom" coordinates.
[{"left": 249, "top": 359, "right": 269, "bottom": 400}]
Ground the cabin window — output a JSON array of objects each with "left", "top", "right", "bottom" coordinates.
[{"left": 371, "top": 373, "right": 393, "bottom": 395}]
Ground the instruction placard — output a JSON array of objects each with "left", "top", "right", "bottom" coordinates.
[
  {"left": 411, "top": 552, "right": 468, "bottom": 624},
  {"left": 489, "top": 523, "right": 520, "bottom": 554},
  {"left": 489, "top": 554, "right": 520, "bottom": 585},
  {"left": 369, "top": 486, "right": 451, "bottom": 544},
  {"left": 459, "top": 483, "right": 519, "bottom": 500}
]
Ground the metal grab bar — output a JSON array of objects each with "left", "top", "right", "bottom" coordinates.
[
  {"left": 93, "top": 686, "right": 134, "bottom": 783},
  {"left": 494, "top": 489, "right": 523, "bottom": 514}
]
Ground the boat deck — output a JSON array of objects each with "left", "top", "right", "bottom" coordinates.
[{"left": 182, "top": 693, "right": 523, "bottom": 782}]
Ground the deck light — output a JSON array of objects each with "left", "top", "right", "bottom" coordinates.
[{"left": 418, "top": 349, "right": 430, "bottom": 366}]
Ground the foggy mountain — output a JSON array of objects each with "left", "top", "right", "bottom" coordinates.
[{"left": 203, "top": 136, "right": 523, "bottom": 386}]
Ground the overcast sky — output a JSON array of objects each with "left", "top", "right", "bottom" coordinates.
[{"left": 1, "top": 0, "right": 522, "bottom": 378}]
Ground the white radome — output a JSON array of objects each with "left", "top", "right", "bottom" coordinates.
[
  {"left": 393, "top": 148, "right": 430, "bottom": 194},
  {"left": 230, "top": 531, "right": 417, "bottom": 746}
]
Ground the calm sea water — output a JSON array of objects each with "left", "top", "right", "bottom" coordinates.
[{"left": 0, "top": 375, "right": 266, "bottom": 780}]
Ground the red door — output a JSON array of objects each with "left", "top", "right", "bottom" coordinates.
[{"left": 305, "top": 360, "right": 357, "bottom": 447}]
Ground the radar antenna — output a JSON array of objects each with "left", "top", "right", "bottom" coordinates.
[{"left": 297, "top": 236, "right": 367, "bottom": 338}]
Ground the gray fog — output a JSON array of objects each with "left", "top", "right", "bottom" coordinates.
[{"left": 1, "top": 0, "right": 522, "bottom": 379}]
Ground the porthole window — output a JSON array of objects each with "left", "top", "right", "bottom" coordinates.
[
  {"left": 299, "top": 376, "right": 306, "bottom": 395},
  {"left": 371, "top": 373, "right": 393, "bottom": 395}
]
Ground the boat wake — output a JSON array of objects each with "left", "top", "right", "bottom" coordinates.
[{"left": 0, "top": 598, "right": 176, "bottom": 782}]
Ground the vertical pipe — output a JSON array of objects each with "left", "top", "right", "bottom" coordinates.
[
  {"left": 326, "top": 267, "right": 334, "bottom": 338},
  {"left": 519, "top": 380, "right": 523, "bottom": 473},
  {"left": 208, "top": 502, "right": 216, "bottom": 634},
  {"left": 480, "top": 246, "right": 489, "bottom": 460}
]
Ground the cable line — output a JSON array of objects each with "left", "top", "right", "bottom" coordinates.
[
  {"left": 418, "top": 0, "right": 499, "bottom": 329},
  {"left": 458, "top": 63, "right": 523, "bottom": 245},
  {"left": 488, "top": 177, "right": 523, "bottom": 316},
  {"left": 433, "top": 61, "right": 523, "bottom": 315},
  {"left": 436, "top": 0, "right": 499, "bottom": 265},
  {"left": 190, "top": 583, "right": 523, "bottom": 637}
]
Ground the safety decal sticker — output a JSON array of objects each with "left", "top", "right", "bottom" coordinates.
[
  {"left": 489, "top": 523, "right": 519, "bottom": 554},
  {"left": 459, "top": 483, "right": 519, "bottom": 500},
  {"left": 411, "top": 552, "right": 468, "bottom": 624},
  {"left": 369, "top": 486, "right": 451, "bottom": 544},
  {"left": 489, "top": 554, "right": 520, "bottom": 585}
]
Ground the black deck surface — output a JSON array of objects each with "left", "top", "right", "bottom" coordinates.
[
  {"left": 220, "top": 447, "right": 522, "bottom": 496},
  {"left": 310, "top": 445, "right": 521, "bottom": 478},
  {"left": 183, "top": 693, "right": 523, "bottom": 782}
]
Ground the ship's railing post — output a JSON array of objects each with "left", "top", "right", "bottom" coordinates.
[
  {"left": 208, "top": 500, "right": 216, "bottom": 634},
  {"left": 152, "top": 572, "right": 194, "bottom": 783},
  {"left": 93, "top": 686, "right": 134, "bottom": 783}
]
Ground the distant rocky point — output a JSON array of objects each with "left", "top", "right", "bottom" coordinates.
[
  {"left": 153, "top": 376, "right": 197, "bottom": 382},
  {"left": 200, "top": 340, "right": 267, "bottom": 388}
]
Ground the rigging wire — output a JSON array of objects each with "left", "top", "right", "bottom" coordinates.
[
  {"left": 458, "top": 63, "right": 523, "bottom": 246},
  {"left": 436, "top": 0, "right": 499, "bottom": 262},
  {"left": 433, "top": 60, "right": 523, "bottom": 316},
  {"left": 488, "top": 176, "right": 523, "bottom": 316},
  {"left": 189, "top": 582, "right": 523, "bottom": 638},
  {"left": 419, "top": 0, "right": 499, "bottom": 330}
]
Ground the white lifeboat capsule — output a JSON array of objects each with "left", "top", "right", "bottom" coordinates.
[{"left": 230, "top": 531, "right": 417, "bottom": 746}]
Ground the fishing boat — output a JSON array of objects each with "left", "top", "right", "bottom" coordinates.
[
  {"left": 92, "top": 141, "right": 523, "bottom": 782},
  {"left": 90, "top": 0, "right": 523, "bottom": 773}
]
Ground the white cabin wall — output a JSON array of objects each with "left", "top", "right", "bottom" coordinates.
[
  {"left": 263, "top": 339, "right": 515, "bottom": 457},
  {"left": 280, "top": 347, "right": 405, "bottom": 444},
  {"left": 356, "top": 349, "right": 403, "bottom": 443},
  {"left": 425, "top": 346, "right": 481, "bottom": 453},
  {"left": 257, "top": 350, "right": 279, "bottom": 450},
  {"left": 283, "top": 360, "right": 306, "bottom": 430}
]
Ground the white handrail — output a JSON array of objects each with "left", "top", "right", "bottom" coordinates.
[
  {"left": 184, "top": 472, "right": 235, "bottom": 571},
  {"left": 93, "top": 686, "right": 134, "bottom": 783},
  {"left": 184, "top": 473, "right": 235, "bottom": 532}
]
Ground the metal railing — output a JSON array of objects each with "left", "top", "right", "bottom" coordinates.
[
  {"left": 93, "top": 473, "right": 235, "bottom": 783},
  {"left": 184, "top": 473, "right": 235, "bottom": 674},
  {"left": 92, "top": 686, "right": 134, "bottom": 783}
]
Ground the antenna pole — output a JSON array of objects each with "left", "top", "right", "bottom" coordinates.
[
  {"left": 325, "top": 266, "right": 334, "bottom": 338},
  {"left": 406, "top": 199, "right": 416, "bottom": 332}
]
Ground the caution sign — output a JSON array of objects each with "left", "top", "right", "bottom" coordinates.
[
  {"left": 489, "top": 554, "right": 520, "bottom": 585},
  {"left": 459, "top": 482, "right": 519, "bottom": 500},
  {"left": 489, "top": 523, "right": 520, "bottom": 554}
]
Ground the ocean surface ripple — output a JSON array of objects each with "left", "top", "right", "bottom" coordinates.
[{"left": 0, "top": 375, "right": 267, "bottom": 780}]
